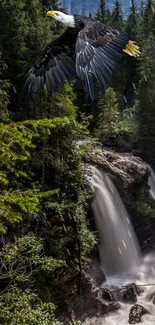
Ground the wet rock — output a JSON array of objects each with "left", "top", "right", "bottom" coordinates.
[
  {"left": 84, "top": 143, "right": 149, "bottom": 190},
  {"left": 96, "top": 297, "right": 120, "bottom": 315},
  {"left": 73, "top": 289, "right": 121, "bottom": 322},
  {"left": 98, "top": 288, "right": 115, "bottom": 302},
  {"left": 64, "top": 264, "right": 120, "bottom": 321},
  {"left": 121, "top": 283, "right": 142, "bottom": 303},
  {"left": 128, "top": 304, "right": 147, "bottom": 324},
  {"left": 108, "top": 301, "right": 120, "bottom": 312},
  {"left": 73, "top": 294, "right": 107, "bottom": 320},
  {"left": 89, "top": 258, "right": 105, "bottom": 287}
]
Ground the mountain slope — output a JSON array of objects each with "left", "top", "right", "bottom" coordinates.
[{"left": 61, "top": 0, "right": 142, "bottom": 16}]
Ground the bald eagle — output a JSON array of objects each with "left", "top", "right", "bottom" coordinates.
[{"left": 23, "top": 11, "right": 140, "bottom": 107}]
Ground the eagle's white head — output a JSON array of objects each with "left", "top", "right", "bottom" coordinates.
[{"left": 47, "top": 11, "right": 75, "bottom": 28}]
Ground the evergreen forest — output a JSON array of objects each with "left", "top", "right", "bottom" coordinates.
[{"left": 1, "top": 0, "right": 155, "bottom": 324}]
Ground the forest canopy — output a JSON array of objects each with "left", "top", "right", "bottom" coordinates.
[{"left": 0, "top": 0, "right": 155, "bottom": 324}]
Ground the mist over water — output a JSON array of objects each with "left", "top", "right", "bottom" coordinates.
[
  {"left": 91, "top": 166, "right": 141, "bottom": 277},
  {"left": 83, "top": 260, "right": 155, "bottom": 325}
]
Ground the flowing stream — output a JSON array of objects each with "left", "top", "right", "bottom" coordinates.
[
  {"left": 83, "top": 267, "right": 155, "bottom": 325},
  {"left": 84, "top": 166, "right": 155, "bottom": 325}
]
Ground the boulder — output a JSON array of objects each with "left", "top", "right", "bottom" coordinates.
[
  {"left": 128, "top": 304, "right": 147, "bottom": 324},
  {"left": 84, "top": 143, "right": 149, "bottom": 190},
  {"left": 107, "top": 301, "right": 120, "bottom": 312},
  {"left": 121, "top": 283, "right": 143, "bottom": 303},
  {"left": 98, "top": 288, "right": 115, "bottom": 302}
]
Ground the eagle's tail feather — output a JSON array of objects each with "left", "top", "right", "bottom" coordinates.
[{"left": 123, "top": 40, "right": 140, "bottom": 57}]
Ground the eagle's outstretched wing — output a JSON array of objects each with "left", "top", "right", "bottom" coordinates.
[
  {"left": 22, "top": 18, "right": 140, "bottom": 107},
  {"left": 75, "top": 21, "right": 138, "bottom": 99},
  {"left": 22, "top": 29, "right": 77, "bottom": 108}
]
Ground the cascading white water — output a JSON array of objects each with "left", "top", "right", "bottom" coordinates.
[
  {"left": 148, "top": 166, "right": 155, "bottom": 199},
  {"left": 82, "top": 166, "right": 155, "bottom": 325},
  {"left": 83, "top": 269, "right": 155, "bottom": 325},
  {"left": 90, "top": 166, "right": 141, "bottom": 277}
]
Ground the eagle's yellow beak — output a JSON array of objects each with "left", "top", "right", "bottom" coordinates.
[{"left": 46, "top": 11, "right": 57, "bottom": 18}]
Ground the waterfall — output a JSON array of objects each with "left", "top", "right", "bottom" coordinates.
[
  {"left": 148, "top": 166, "right": 155, "bottom": 199},
  {"left": 82, "top": 166, "right": 155, "bottom": 325},
  {"left": 90, "top": 166, "right": 141, "bottom": 277}
]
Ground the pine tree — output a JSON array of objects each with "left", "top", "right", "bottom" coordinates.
[
  {"left": 96, "top": 88, "right": 121, "bottom": 139},
  {"left": 122, "top": 0, "right": 139, "bottom": 110},
  {"left": 0, "top": 55, "right": 10, "bottom": 121},
  {"left": 111, "top": 0, "right": 123, "bottom": 30},
  {"left": 0, "top": 0, "right": 56, "bottom": 118},
  {"left": 105, "top": 8, "right": 112, "bottom": 25},
  {"left": 95, "top": 9, "right": 101, "bottom": 21},
  {"left": 41, "top": 0, "right": 60, "bottom": 8},
  {"left": 95, "top": 0, "right": 112, "bottom": 25},
  {"left": 142, "top": 0, "right": 155, "bottom": 38},
  {"left": 100, "top": 0, "right": 106, "bottom": 23},
  {"left": 126, "top": 0, "right": 137, "bottom": 39},
  {"left": 137, "top": 34, "right": 155, "bottom": 162},
  {"left": 139, "top": 0, "right": 145, "bottom": 16}
]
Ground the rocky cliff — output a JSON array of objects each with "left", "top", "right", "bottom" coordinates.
[{"left": 84, "top": 142, "right": 155, "bottom": 251}]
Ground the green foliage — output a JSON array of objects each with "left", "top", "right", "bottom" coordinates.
[
  {"left": 95, "top": 88, "right": 121, "bottom": 139},
  {"left": 142, "top": 0, "right": 155, "bottom": 38},
  {"left": 133, "top": 199, "right": 155, "bottom": 219},
  {"left": 74, "top": 193, "right": 96, "bottom": 254},
  {"left": 94, "top": 87, "right": 138, "bottom": 144},
  {"left": 0, "top": 233, "right": 62, "bottom": 282},
  {"left": 97, "top": 0, "right": 106, "bottom": 23},
  {"left": 0, "top": 288, "right": 62, "bottom": 325},
  {"left": 0, "top": 116, "right": 96, "bottom": 252},
  {"left": 125, "top": 0, "right": 138, "bottom": 39},
  {"left": 41, "top": 0, "right": 61, "bottom": 9},
  {"left": 95, "top": 0, "right": 112, "bottom": 25},
  {"left": 53, "top": 83, "right": 77, "bottom": 118},
  {"left": 111, "top": 0, "right": 123, "bottom": 30},
  {"left": 0, "top": 0, "right": 57, "bottom": 115},
  {"left": 0, "top": 55, "right": 10, "bottom": 121},
  {"left": 0, "top": 112, "right": 96, "bottom": 319},
  {"left": 0, "top": 117, "right": 71, "bottom": 184},
  {"left": 40, "top": 82, "right": 78, "bottom": 119},
  {"left": 119, "top": 106, "right": 138, "bottom": 134},
  {"left": 0, "top": 190, "right": 39, "bottom": 233},
  {"left": 0, "top": 122, "right": 35, "bottom": 178},
  {"left": 3, "top": 0, "right": 155, "bottom": 320},
  {"left": 137, "top": 33, "right": 155, "bottom": 160}
]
